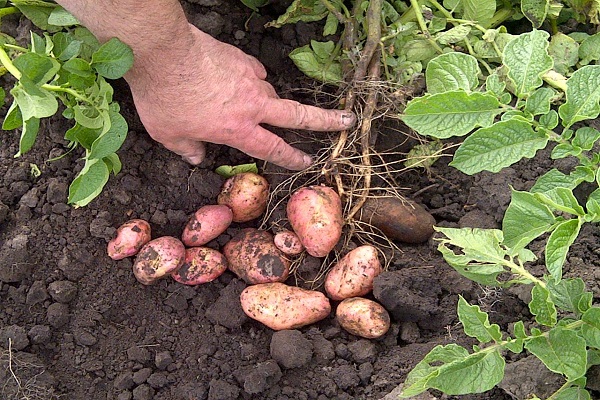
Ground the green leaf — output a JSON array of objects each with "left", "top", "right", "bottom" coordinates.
[
  {"left": 73, "top": 104, "right": 105, "bottom": 130},
  {"left": 425, "top": 53, "right": 480, "bottom": 94},
  {"left": 15, "top": 116, "right": 40, "bottom": 157},
  {"left": 47, "top": 6, "right": 79, "bottom": 26},
  {"left": 521, "top": 0, "right": 549, "bottom": 28},
  {"left": 11, "top": 0, "right": 60, "bottom": 32},
  {"left": 529, "top": 284, "right": 558, "bottom": 326},
  {"left": 52, "top": 32, "right": 82, "bottom": 61},
  {"left": 65, "top": 123, "right": 100, "bottom": 149},
  {"left": 10, "top": 80, "right": 58, "bottom": 120},
  {"left": 581, "top": 307, "right": 600, "bottom": 348},
  {"left": 559, "top": 65, "right": 600, "bottom": 128},
  {"left": 449, "top": 119, "right": 549, "bottom": 174},
  {"left": 539, "top": 110, "right": 559, "bottom": 129},
  {"left": 534, "top": 187, "right": 585, "bottom": 215},
  {"left": 91, "top": 37, "right": 134, "bottom": 79},
  {"left": 525, "top": 327, "right": 587, "bottom": 380},
  {"left": 525, "top": 87, "right": 555, "bottom": 116},
  {"left": 502, "top": 189, "right": 556, "bottom": 250},
  {"left": 545, "top": 218, "right": 582, "bottom": 281},
  {"left": 289, "top": 42, "right": 342, "bottom": 83},
  {"left": 503, "top": 30, "right": 553, "bottom": 97},
  {"left": 89, "top": 109, "right": 128, "bottom": 159},
  {"left": 68, "top": 158, "right": 109, "bottom": 206},
  {"left": 266, "top": 0, "right": 327, "bottom": 28},
  {"left": 239, "top": 0, "right": 268, "bottom": 12},
  {"left": 548, "top": 33, "right": 579, "bottom": 75},
  {"left": 2, "top": 101, "right": 23, "bottom": 130},
  {"left": 461, "top": 0, "right": 496, "bottom": 27},
  {"left": 404, "top": 141, "right": 443, "bottom": 169},
  {"left": 402, "top": 91, "right": 500, "bottom": 139},
  {"left": 485, "top": 73, "right": 506, "bottom": 97},
  {"left": 457, "top": 296, "right": 502, "bottom": 343},
  {"left": 553, "top": 386, "right": 591, "bottom": 400},
  {"left": 531, "top": 169, "right": 579, "bottom": 192},
  {"left": 435, "top": 24, "right": 472, "bottom": 45},
  {"left": 400, "top": 344, "right": 505, "bottom": 397},
  {"left": 215, "top": 163, "right": 259, "bottom": 178},
  {"left": 323, "top": 11, "right": 339, "bottom": 36},
  {"left": 585, "top": 188, "right": 600, "bottom": 222},
  {"left": 579, "top": 32, "right": 600, "bottom": 65},
  {"left": 103, "top": 153, "right": 122, "bottom": 175},
  {"left": 404, "top": 39, "right": 438, "bottom": 62},
  {"left": 13, "top": 52, "right": 60, "bottom": 84},
  {"left": 547, "top": 277, "right": 589, "bottom": 315},
  {"left": 572, "top": 127, "right": 600, "bottom": 150}
]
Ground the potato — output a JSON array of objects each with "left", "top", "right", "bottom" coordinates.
[
  {"left": 107, "top": 219, "right": 151, "bottom": 260},
  {"left": 240, "top": 282, "right": 331, "bottom": 330},
  {"left": 171, "top": 247, "right": 228, "bottom": 285},
  {"left": 286, "top": 185, "right": 343, "bottom": 257},
  {"left": 132, "top": 236, "right": 185, "bottom": 285},
  {"left": 324, "top": 245, "right": 382, "bottom": 301},
  {"left": 217, "top": 172, "right": 269, "bottom": 222},
  {"left": 223, "top": 228, "right": 290, "bottom": 284},
  {"left": 273, "top": 229, "right": 304, "bottom": 256},
  {"left": 357, "top": 197, "right": 435, "bottom": 243},
  {"left": 336, "top": 297, "right": 390, "bottom": 339},
  {"left": 181, "top": 204, "right": 233, "bottom": 247}
]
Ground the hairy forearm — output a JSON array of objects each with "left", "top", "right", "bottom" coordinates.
[{"left": 55, "top": 0, "right": 193, "bottom": 62}]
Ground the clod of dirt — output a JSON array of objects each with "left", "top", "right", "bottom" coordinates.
[
  {"left": 0, "top": 324, "right": 29, "bottom": 350},
  {"left": 270, "top": 330, "right": 313, "bottom": 369},
  {"left": 47, "top": 280, "right": 78, "bottom": 303},
  {"left": 205, "top": 279, "right": 249, "bottom": 329},
  {"left": 499, "top": 355, "right": 562, "bottom": 399},
  {"left": 0, "top": 234, "right": 30, "bottom": 283},
  {"left": 239, "top": 359, "right": 282, "bottom": 394}
]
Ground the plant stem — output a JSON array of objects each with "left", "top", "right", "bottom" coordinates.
[
  {"left": 319, "top": 0, "right": 349, "bottom": 23},
  {"left": 407, "top": 0, "right": 444, "bottom": 54},
  {"left": 0, "top": 45, "right": 21, "bottom": 79}
]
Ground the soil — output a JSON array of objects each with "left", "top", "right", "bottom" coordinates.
[{"left": 1, "top": 1, "right": 600, "bottom": 400}]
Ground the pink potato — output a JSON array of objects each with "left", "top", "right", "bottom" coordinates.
[
  {"left": 324, "top": 245, "right": 382, "bottom": 301},
  {"left": 171, "top": 247, "right": 228, "bottom": 285},
  {"left": 107, "top": 219, "right": 151, "bottom": 260},
  {"left": 181, "top": 204, "right": 233, "bottom": 247},
  {"left": 240, "top": 282, "right": 331, "bottom": 330},
  {"left": 223, "top": 228, "right": 290, "bottom": 284},
  {"left": 273, "top": 229, "right": 304, "bottom": 256},
  {"left": 336, "top": 297, "right": 390, "bottom": 339},
  {"left": 132, "top": 236, "right": 185, "bottom": 285},
  {"left": 217, "top": 172, "right": 269, "bottom": 222},
  {"left": 286, "top": 185, "right": 343, "bottom": 258}
]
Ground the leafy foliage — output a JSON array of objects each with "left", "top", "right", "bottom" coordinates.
[{"left": 0, "top": 1, "right": 133, "bottom": 206}]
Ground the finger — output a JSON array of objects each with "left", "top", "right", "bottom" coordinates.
[
  {"left": 246, "top": 54, "right": 267, "bottom": 79},
  {"left": 262, "top": 98, "right": 356, "bottom": 131},
  {"left": 229, "top": 125, "right": 312, "bottom": 171},
  {"left": 160, "top": 137, "right": 206, "bottom": 165}
]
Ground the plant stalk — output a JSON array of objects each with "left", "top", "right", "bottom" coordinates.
[{"left": 0, "top": 45, "right": 21, "bottom": 79}]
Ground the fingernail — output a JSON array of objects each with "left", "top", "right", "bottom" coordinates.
[
  {"left": 341, "top": 112, "right": 356, "bottom": 127},
  {"left": 302, "top": 154, "right": 314, "bottom": 168},
  {"left": 182, "top": 155, "right": 204, "bottom": 165}
]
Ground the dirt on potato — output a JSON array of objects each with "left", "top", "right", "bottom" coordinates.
[{"left": 1, "top": 1, "right": 600, "bottom": 400}]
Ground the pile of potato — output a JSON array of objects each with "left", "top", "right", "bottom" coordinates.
[{"left": 107, "top": 172, "right": 433, "bottom": 339}]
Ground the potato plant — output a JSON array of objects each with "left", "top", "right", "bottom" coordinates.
[{"left": 0, "top": 0, "right": 133, "bottom": 206}]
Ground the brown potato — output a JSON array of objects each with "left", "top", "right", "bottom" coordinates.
[
  {"left": 240, "top": 282, "right": 331, "bottom": 330},
  {"left": 132, "top": 236, "right": 185, "bottom": 285},
  {"left": 357, "top": 197, "right": 435, "bottom": 243},
  {"left": 286, "top": 185, "right": 343, "bottom": 257},
  {"left": 336, "top": 297, "right": 390, "bottom": 339},
  {"left": 217, "top": 172, "right": 269, "bottom": 222},
  {"left": 223, "top": 228, "right": 290, "bottom": 284},
  {"left": 273, "top": 229, "right": 304, "bottom": 256},
  {"left": 107, "top": 219, "right": 151, "bottom": 260},
  {"left": 181, "top": 204, "right": 233, "bottom": 247},
  {"left": 171, "top": 247, "right": 228, "bottom": 285},
  {"left": 324, "top": 245, "right": 382, "bottom": 301}
]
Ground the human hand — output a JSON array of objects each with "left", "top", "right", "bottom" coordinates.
[{"left": 124, "top": 25, "right": 355, "bottom": 170}]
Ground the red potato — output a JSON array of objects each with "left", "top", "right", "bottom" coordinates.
[
  {"left": 286, "top": 185, "right": 343, "bottom": 258},
  {"left": 181, "top": 204, "right": 233, "bottom": 247},
  {"left": 217, "top": 172, "right": 269, "bottom": 222},
  {"left": 273, "top": 229, "right": 304, "bottom": 256},
  {"left": 171, "top": 247, "right": 228, "bottom": 285},
  {"left": 240, "top": 282, "right": 331, "bottom": 330},
  {"left": 132, "top": 236, "right": 185, "bottom": 285},
  {"left": 107, "top": 219, "right": 151, "bottom": 260},
  {"left": 223, "top": 228, "right": 290, "bottom": 284},
  {"left": 324, "top": 245, "right": 382, "bottom": 301},
  {"left": 336, "top": 297, "right": 391, "bottom": 339}
]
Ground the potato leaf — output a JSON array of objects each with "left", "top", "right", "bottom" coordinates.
[
  {"left": 15, "top": 116, "right": 40, "bottom": 157},
  {"left": 502, "top": 189, "right": 556, "bottom": 250},
  {"left": 525, "top": 327, "right": 587, "bottom": 380},
  {"left": 289, "top": 41, "right": 342, "bottom": 83},
  {"left": 425, "top": 53, "right": 480, "bottom": 94},
  {"left": 215, "top": 163, "right": 258, "bottom": 178},
  {"left": 265, "top": 0, "right": 328, "bottom": 28},
  {"left": 91, "top": 37, "right": 134, "bottom": 80},
  {"left": 457, "top": 296, "right": 502, "bottom": 343},
  {"left": 11, "top": 79, "right": 58, "bottom": 120},
  {"left": 68, "top": 158, "right": 110, "bottom": 206},
  {"left": 529, "top": 284, "right": 557, "bottom": 326},
  {"left": 546, "top": 277, "right": 590, "bottom": 316},
  {"left": 545, "top": 218, "right": 582, "bottom": 281},
  {"left": 559, "top": 65, "right": 600, "bottom": 128},
  {"left": 521, "top": 0, "right": 549, "bottom": 28},
  {"left": 88, "top": 108, "right": 128, "bottom": 160}
]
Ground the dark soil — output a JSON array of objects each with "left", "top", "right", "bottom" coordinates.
[{"left": 2, "top": 1, "right": 600, "bottom": 400}]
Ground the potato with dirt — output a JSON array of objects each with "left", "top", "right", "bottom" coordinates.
[
  {"left": 324, "top": 245, "right": 382, "bottom": 301},
  {"left": 181, "top": 204, "right": 233, "bottom": 247},
  {"left": 223, "top": 228, "right": 290, "bottom": 284},
  {"left": 336, "top": 297, "right": 390, "bottom": 339},
  {"left": 107, "top": 219, "right": 151, "bottom": 260},
  {"left": 286, "top": 185, "right": 343, "bottom": 257},
  {"left": 358, "top": 197, "right": 435, "bottom": 243},
  {"left": 273, "top": 229, "right": 304, "bottom": 256},
  {"left": 172, "top": 247, "right": 228, "bottom": 285},
  {"left": 240, "top": 282, "right": 331, "bottom": 330},
  {"left": 132, "top": 236, "right": 185, "bottom": 285},
  {"left": 217, "top": 172, "right": 269, "bottom": 222}
]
